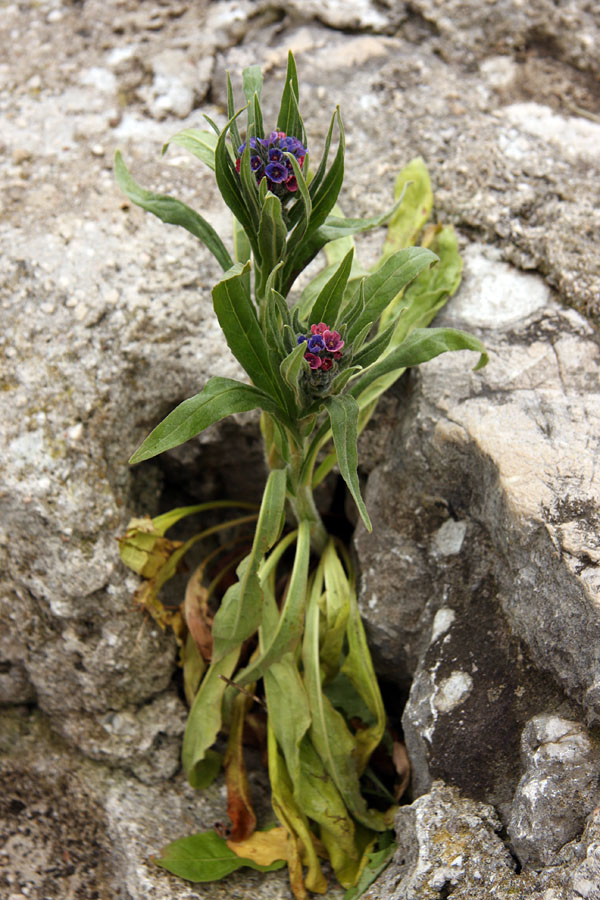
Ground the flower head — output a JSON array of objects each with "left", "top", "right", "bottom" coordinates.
[
  {"left": 236, "top": 130, "right": 306, "bottom": 197},
  {"left": 296, "top": 321, "right": 345, "bottom": 385}
]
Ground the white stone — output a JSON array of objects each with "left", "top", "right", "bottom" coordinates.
[{"left": 434, "top": 671, "right": 474, "bottom": 713}]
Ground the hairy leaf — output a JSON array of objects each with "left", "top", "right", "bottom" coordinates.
[
  {"left": 129, "top": 376, "right": 285, "bottom": 464},
  {"left": 324, "top": 394, "right": 371, "bottom": 532},
  {"left": 162, "top": 128, "right": 218, "bottom": 171},
  {"left": 114, "top": 151, "right": 233, "bottom": 271}
]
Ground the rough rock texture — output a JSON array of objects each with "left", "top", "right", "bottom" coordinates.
[
  {"left": 362, "top": 782, "right": 572, "bottom": 900},
  {"left": 1, "top": 0, "right": 600, "bottom": 898},
  {"left": 508, "top": 715, "right": 600, "bottom": 868}
]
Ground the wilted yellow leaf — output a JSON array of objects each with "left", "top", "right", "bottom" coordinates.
[{"left": 227, "top": 826, "right": 289, "bottom": 866}]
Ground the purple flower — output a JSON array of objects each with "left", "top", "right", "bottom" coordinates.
[
  {"left": 268, "top": 148, "right": 284, "bottom": 162},
  {"left": 297, "top": 334, "right": 307, "bottom": 345},
  {"left": 264, "top": 161, "right": 288, "bottom": 183},
  {"left": 307, "top": 334, "right": 325, "bottom": 353}
]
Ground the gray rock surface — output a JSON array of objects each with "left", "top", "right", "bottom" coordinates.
[
  {"left": 1, "top": 0, "right": 599, "bottom": 898},
  {"left": 508, "top": 715, "right": 600, "bottom": 868},
  {"left": 363, "top": 781, "right": 570, "bottom": 900}
]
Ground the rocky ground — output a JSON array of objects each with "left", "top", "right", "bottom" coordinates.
[{"left": 1, "top": 1, "right": 600, "bottom": 898}]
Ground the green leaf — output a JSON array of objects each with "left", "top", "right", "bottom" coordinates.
[
  {"left": 212, "top": 263, "right": 292, "bottom": 412},
  {"left": 382, "top": 156, "right": 433, "bottom": 256},
  {"left": 302, "top": 568, "right": 388, "bottom": 831},
  {"left": 257, "top": 193, "right": 287, "bottom": 278},
  {"left": 182, "top": 649, "right": 240, "bottom": 786},
  {"left": 264, "top": 653, "right": 312, "bottom": 788},
  {"left": 343, "top": 832, "right": 397, "bottom": 900},
  {"left": 276, "top": 51, "right": 300, "bottom": 137},
  {"left": 114, "top": 151, "right": 233, "bottom": 271},
  {"left": 211, "top": 469, "right": 287, "bottom": 659},
  {"left": 323, "top": 394, "right": 371, "bottom": 532},
  {"left": 306, "top": 107, "right": 345, "bottom": 235},
  {"left": 232, "top": 216, "right": 251, "bottom": 264},
  {"left": 128, "top": 376, "right": 284, "bottom": 464},
  {"left": 236, "top": 519, "right": 311, "bottom": 686},
  {"left": 341, "top": 587, "right": 386, "bottom": 775},
  {"left": 350, "top": 326, "right": 489, "bottom": 401},
  {"left": 280, "top": 341, "right": 309, "bottom": 407},
  {"left": 242, "top": 64, "right": 263, "bottom": 104},
  {"left": 382, "top": 224, "right": 463, "bottom": 335},
  {"left": 283, "top": 152, "right": 313, "bottom": 262},
  {"left": 308, "top": 247, "right": 354, "bottom": 328},
  {"left": 226, "top": 71, "right": 242, "bottom": 149},
  {"left": 214, "top": 108, "right": 257, "bottom": 251},
  {"left": 345, "top": 248, "right": 437, "bottom": 343},
  {"left": 283, "top": 199, "right": 404, "bottom": 294},
  {"left": 162, "top": 128, "right": 217, "bottom": 171},
  {"left": 154, "top": 830, "right": 286, "bottom": 883},
  {"left": 350, "top": 321, "right": 397, "bottom": 370},
  {"left": 318, "top": 541, "right": 351, "bottom": 681}
]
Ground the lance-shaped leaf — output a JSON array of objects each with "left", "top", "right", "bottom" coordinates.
[
  {"left": 349, "top": 326, "right": 489, "bottom": 401},
  {"left": 162, "top": 128, "right": 218, "bottom": 171},
  {"left": 233, "top": 215, "right": 251, "bottom": 264},
  {"left": 129, "top": 376, "right": 286, "bottom": 464},
  {"left": 211, "top": 468, "right": 287, "bottom": 660},
  {"left": 224, "top": 690, "right": 257, "bottom": 842},
  {"left": 284, "top": 152, "right": 312, "bottom": 261},
  {"left": 276, "top": 51, "right": 301, "bottom": 138},
  {"left": 323, "top": 394, "right": 371, "bottom": 532},
  {"left": 258, "top": 193, "right": 287, "bottom": 277},
  {"left": 267, "top": 724, "right": 327, "bottom": 897},
  {"left": 264, "top": 653, "right": 312, "bottom": 792},
  {"left": 215, "top": 108, "right": 258, "bottom": 251},
  {"left": 302, "top": 576, "right": 389, "bottom": 833},
  {"left": 283, "top": 197, "right": 405, "bottom": 294},
  {"left": 242, "top": 63, "right": 263, "bottom": 104},
  {"left": 212, "top": 263, "right": 293, "bottom": 413},
  {"left": 280, "top": 341, "right": 309, "bottom": 407},
  {"left": 114, "top": 151, "right": 233, "bottom": 271},
  {"left": 226, "top": 71, "right": 242, "bottom": 148},
  {"left": 182, "top": 648, "right": 240, "bottom": 787},
  {"left": 340, "top": 587, "right": 386, "bottom": 776},
  {"left": 154, "top": 829, "right": 286, "bottom": 883},
  {"left": 350, "top": 321, "right": 397, "bottom": 371},
  {"left": 306, "top": 107, "right": 345, "bottom": 236},
  {"left": 345, "top": 247, "right": 437, "bottom": 343},
  {"left": 319, "top": 542, "right": 351, "bottom": 682},
  {"left": 343, "top": 832, "right": 397, "bottom": 900},
  {"left": 306, "top": 246, "right": 354, "bottom": 328},
  {"left": 382, "top": 224, "right": 463, "bottom": 336},
  {"left": 381, "top": 156, "right": 433, "bottom": 256},
  {"left": 236, "top": 520, "right": 311, "bottom": 686}
]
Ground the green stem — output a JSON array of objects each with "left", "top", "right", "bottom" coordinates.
[{"left": 287, "top": 439, "right": 328, "bottom": 555}]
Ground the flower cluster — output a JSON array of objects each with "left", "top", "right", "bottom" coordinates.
[
  {"left": 235, "top": 131, "right": 306, "bottom": 195},
  {"left": 297, "top": 322, "right": 345, "bottom": 371}
]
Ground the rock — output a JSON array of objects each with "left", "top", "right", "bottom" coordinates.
[
  {"left": 0, "top": 706, "right": 297, "bottom": 900},
  {"left": 363, "top": 781, "right": 568, "bottom": 900},
  {"left": 138, "top": 49, "right": 208, "bottom": 120},
  {"left": 508, "top": 715, "right": 600, "bottom": 868}
]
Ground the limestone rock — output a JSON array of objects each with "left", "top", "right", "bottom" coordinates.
[
  {"left": 508, "top": 715, "right": 600, "bottom": 868},
  {"left": 363, "top": 781, "right": 566, "bottom": 900}
]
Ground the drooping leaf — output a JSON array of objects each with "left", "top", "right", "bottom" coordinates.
[
  {"left": 340, "top": 587, "right": 386, "bottom": 775},
  {"left": 323, "top": 394, "right": 371, "bottom": 532},
  {"left": 128, "top": 376, "right": 286, "bottom": 464},
  {"left": 318, "top": 541, "right": 351, "bottom": 681},
  {"left": 227, "top": 826, "right": 289, "bottom": 867},
  {"left": 154, "top": 830, "right": 286, "bottom": 883},
  {"left": 162, "top": 128, "right": 218, "bottom": 171},
  {"left": 182, "top": 649, "right": 240, "bottom": 787},
  {"left": 381, "top": 156, "right": 433, "bottom": 256},
  {"left": 267, "top": 724, "right": 327, "bottom": 897},
  {"left": 184, "top": 562, "right": 215, "bottom": 662},
  {"left": 236, "top": 519, "right": 311, "bottom": 686},
  {"left": 114, "top": 151, "right": 233, "bottom": 271},
  {"left": 302, "top": 576, "right": 389, "bottom": 832},
  {"left": 211, "top": 468, "right": 287, "bottom": 659},
  {"left": 182, "top": 631, "right": 206, "bottom": 707},
  {"left": 224, "top": 690, "right": 257, "bottom": 842},
  {"left": 343, "top": 831, "right": 397, "bottom": 900}
]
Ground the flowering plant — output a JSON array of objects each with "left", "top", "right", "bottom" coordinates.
[{"left": 116, "top": 54, "right": 487, "bottom": 899}]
